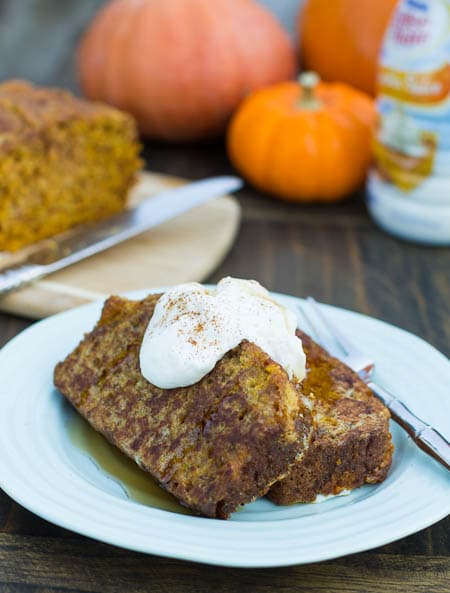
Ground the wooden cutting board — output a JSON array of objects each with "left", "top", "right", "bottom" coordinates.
[{"left": 0, "top": 171, "right": 241, "bottom": 319}]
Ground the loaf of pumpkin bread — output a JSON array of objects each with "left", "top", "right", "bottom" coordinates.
[{"left": 0, "top": 80, "right": 141, "bottom": 251}]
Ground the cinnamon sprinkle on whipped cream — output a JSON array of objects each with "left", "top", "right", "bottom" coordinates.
[{"left": 139, "top": 277, "right": 306, "bottom": 389}]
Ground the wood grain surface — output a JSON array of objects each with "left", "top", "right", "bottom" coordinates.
[{"left": 0, "top": 1, "right": 449, "bottom": 591}]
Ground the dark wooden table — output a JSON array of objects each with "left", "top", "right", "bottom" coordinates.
[{"left": 1, "top": 0, "right": 449, "bottom": 590}]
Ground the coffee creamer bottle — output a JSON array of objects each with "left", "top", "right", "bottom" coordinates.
[{"left": 367, "top": 0, "right": 450, "bottom": 245}]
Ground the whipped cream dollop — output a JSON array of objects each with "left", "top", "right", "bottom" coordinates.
[{"left": 139, "top": 277, "right": 306, "bottom": 389}]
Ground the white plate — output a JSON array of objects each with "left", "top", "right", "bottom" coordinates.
[{"left": 0, "top": 289, "right": 449, "bottom": 568}]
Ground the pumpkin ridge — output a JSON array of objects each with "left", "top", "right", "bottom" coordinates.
[
  {"left": 123, "top": 1, "right": 162, "bottom": 137},
  {"left": 195, "top": 1, "right": 241, "bottom": 137},
  {"left": 104, "top": 0, "right": 142, "bottom": 111},
  {"left": 218, "top": 0, "right": 254, "bottom": 107},
  {"left": 317, "top": 112, "right": 349, "bottom": 199},
  {"left": 78, "top": 0, "right": 123, "bottom": 101},
  {"left": 260, "top": 111, "right": 295, "bottom": 197}
]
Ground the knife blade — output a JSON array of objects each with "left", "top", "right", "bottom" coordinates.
[{"left": 0, "top": 176, "right": 243, "bottom": 296}]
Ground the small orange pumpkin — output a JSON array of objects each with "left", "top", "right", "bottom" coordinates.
[
  {"left": 227, "top": 72, "right": 376, "bottom": 203},
  {"left": 77, "top": 0, "right": 296, "bottom": 142},
  {"left": 300, "top": 0, "right": 398, "bottom": 96}
]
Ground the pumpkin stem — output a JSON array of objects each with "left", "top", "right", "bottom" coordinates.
[{"left": 298, "top": 71, "right": 321, "bottom": 110}]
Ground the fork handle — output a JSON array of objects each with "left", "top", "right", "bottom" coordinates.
[{"left": 368, "top": 381, "right": 450, "bottom": 471}]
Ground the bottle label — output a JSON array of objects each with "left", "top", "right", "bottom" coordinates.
[{"left": 374, "top": 0, "right": 450, "bottom": 198}]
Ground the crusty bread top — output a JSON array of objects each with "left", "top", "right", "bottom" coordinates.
[{"left": 0, "top": 80, "right": 134, "bottom": 145}]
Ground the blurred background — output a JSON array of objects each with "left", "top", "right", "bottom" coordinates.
[
  {"left": 0, "top": 0, "right": 449, "bottom": 328},
  {"left": 0, "top": 0, "right": 304, "bottom": 90}
]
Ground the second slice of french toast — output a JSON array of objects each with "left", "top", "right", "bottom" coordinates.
[{"left": 268, "top": 331, "right": 394, "bottom": 504}]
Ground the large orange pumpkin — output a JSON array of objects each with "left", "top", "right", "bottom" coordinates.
[
  {"left": 227, "top": 72, "right": 376, "bottom": 203},
  {"left": 78, "top": 0, "right": 296, "bottom": 142},
  {"left": 300, "top": 0, "right": 398, "bottom": 96}
]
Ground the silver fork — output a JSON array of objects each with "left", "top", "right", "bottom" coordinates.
[{"left": 299, "top": 297, "right": 450, "bottom": 472}]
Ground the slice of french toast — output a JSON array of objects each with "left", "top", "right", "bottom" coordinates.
[
  {"left": 267, "top": 331, "right": 394, "bottom": 505},
  {"left": 54, "top": 294, "right": 313, "bottom": 519}
]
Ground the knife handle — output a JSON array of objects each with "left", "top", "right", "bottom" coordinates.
[
  {"left": 368, "top": 381, "right": 450, "bottom": 471},
  {"left": 0, "top": 264, "right": 45, "bottom": 296}
]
